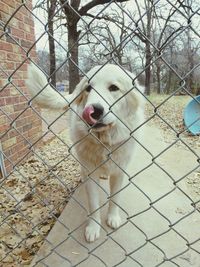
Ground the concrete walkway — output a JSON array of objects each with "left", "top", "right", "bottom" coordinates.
[{"left": 31, "top": 126, "right": 200, "bottom": 267}]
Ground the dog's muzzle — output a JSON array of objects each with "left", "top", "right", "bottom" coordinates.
[
  {"left": 82, "top": 104, "right": 104, "bottom": 125},
  {"left": 82, "top": 104, "right": 115, "bottom": 132}
]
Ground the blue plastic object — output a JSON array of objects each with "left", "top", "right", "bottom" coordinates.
[
  {"left": 184, "top": 95, "right": 200, "bottom": 135},
  {"left": 57, "top": 84, "right": 65, "bottom": 92}
]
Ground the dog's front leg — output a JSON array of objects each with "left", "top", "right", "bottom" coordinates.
[
  {"left": 85, "top": 177, "right": 101, "bottom": 242},
  {"left": 107, "top": 174, "right": 124, "bottom": 229}
]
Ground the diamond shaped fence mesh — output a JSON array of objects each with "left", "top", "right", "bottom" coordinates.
[{"left": 0, "top": 0, "right": 200, "bottom": 266}]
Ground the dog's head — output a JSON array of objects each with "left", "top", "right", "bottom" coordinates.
[{"left": 71, "top": 64, "right": 144, "bottom": 133}]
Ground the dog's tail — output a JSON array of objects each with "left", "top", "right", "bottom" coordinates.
[{"left": 26, "top": 64, "right": 70, "bottom": 110}]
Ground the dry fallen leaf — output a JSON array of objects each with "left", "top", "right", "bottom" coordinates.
[{"left": 1, "top": 128, "right": 80, "bottom": 266}]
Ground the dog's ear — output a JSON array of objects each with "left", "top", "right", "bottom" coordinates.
[
  {"left": 125, "top": 73, "right": 145, "bottom": 112},
  {"left": 70, "top": 76, "right": 88, "bottom": 106}
]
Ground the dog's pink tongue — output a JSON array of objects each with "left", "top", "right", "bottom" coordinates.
[{"left": 82, "top": 105, "right": 96, "bottom": 125}]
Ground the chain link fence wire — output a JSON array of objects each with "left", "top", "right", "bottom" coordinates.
[{"left": 0, "top": 0, "right": 200, "bottom": 266}]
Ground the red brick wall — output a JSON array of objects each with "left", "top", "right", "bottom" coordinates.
[{"left": 0, "top": 0, "right": 42, "bottom": 174}]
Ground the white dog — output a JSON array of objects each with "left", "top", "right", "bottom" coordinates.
[{"left": 26, "top": 64, "right": 145, "bottom": 242}]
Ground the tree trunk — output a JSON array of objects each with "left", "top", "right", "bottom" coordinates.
[
  {"left": 156, "top": 63, "right": 161, "bottom": 94},
  {"left": 48, "top": 0, "right": 57, "bottom": 87},
  {"left": 144, "top": 3, "right": 152, "bottom": 96},
  {"left": 187, "top": 49, "right": 194, "bottom": 93},
  {"left": 165, "top": 45, "right": 173, "bottom": 94},
  {"left": 145, "top": 42, "right": 151, "bottom": 95},
  {"left": 68, "top": 24, "right": 80, "bottom": 94},
  {"left": 165, "top": 70, "right": 172, "bottom": 94}
]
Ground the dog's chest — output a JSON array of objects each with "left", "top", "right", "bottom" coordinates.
[
  {"left": 74, "top": 135, "right": 134, "bottom": 177},
  {"left": 76, "top": 137, "right": 110, "bottom": 168}
]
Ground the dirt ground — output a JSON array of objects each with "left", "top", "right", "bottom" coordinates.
[
  {"left": 0, "top": 94, "right": 199, "bottom": 266},
  {"left": 0, "top": 128, "right": 80, "bottom": 266}
]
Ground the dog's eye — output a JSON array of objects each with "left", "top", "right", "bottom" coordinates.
[
  {"left": 109, "top": 85, "right": 119, "bottom": 92},
  {"left": 85, "top": 85, "right": 92, "bottom": 92}
]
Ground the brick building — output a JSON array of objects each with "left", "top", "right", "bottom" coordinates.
[{"left": 0, "top": 0, "right": 42, "bottom": 175}]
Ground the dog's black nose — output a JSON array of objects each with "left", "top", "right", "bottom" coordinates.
[{"left": 91, "top": 104, "right": 104, "bottom": 120}]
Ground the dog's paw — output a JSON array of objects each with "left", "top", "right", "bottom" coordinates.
[
  {"left": 107, "top": 213, "right": 121, "bottom": 229},
  {"left": 85, "top": 224, "right": 100, "bottom": 242}
]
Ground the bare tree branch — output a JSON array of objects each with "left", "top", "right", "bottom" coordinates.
[
  {"left": 84, "top": 12, "right": 147, "bottom": 43},
  {"left": 79, "top": 0, "right": 129, "bottom": 17}
]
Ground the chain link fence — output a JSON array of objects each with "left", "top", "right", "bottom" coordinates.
[{"left": 0, "top": 0, "right": 200, "bottom": 266}]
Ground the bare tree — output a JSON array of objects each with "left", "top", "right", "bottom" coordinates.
[
  {"left": 163, "top": 39, "right": 177, "bottom": 94},
  {"left": 152, "top": 3, "right": 181, "bottom": 94},
  {"left": 47, "top": 0, "right": 57, "bottom": 87},
  {"left": 37, "top": 50, "right": 50, "bottom": 74},
  {"left": 133, "top": 0, "right": 182, "bottom": 95},
  {"left": 82, "top": 6, "right": 135, "bottom": 68},
  {"left": 34, "top": 0, "right": 200, "bottom": 96},
  {"left": 143, "top": 1, "right": 153, "bottom": 95},
  {"left": 127, "top": 0, "right": 154, "bottom": 95},
  {"left": 34, "top": 0, "right": 58, "bottom": 86},
  {"left": 59, "top": 0, "right": 129, "bottom": 93}
]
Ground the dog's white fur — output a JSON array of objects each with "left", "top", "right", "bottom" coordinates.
[{"left": 26, "top": 64, "right": 145, "bottom": 242}]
